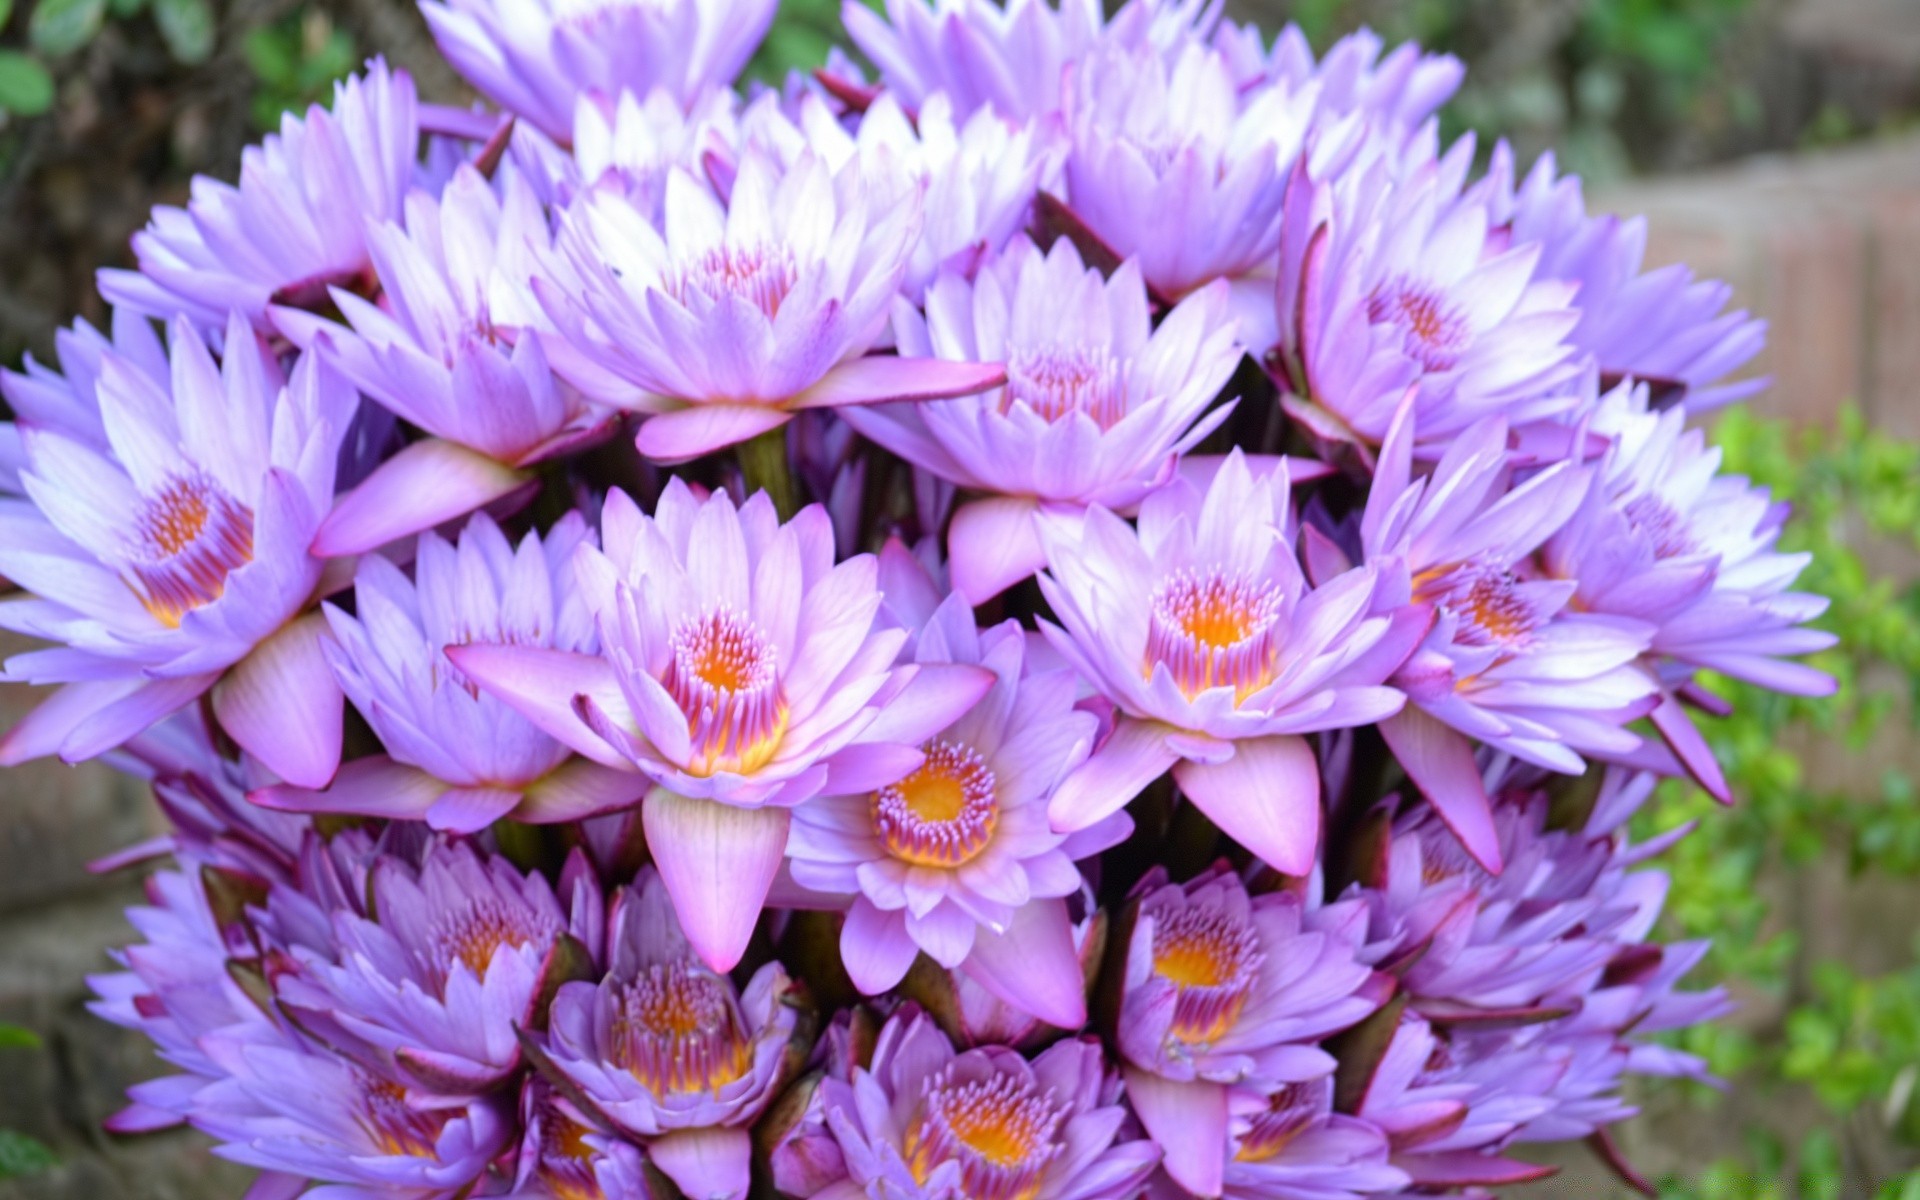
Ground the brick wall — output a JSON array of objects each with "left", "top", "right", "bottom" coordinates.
[{"left": 1, "top": 134, "right": 1917, "bottom": 1198}]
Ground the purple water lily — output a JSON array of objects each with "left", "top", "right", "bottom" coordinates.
[
  {"left": 99, "top": 60, "right": 421, "bottom": 333},
  {"left": 0, "top": 315, "right": 354, "bottom": 787},
  {"left": 1143, "top": 1076, "right": 1408, "bottom": 1200},
  {"left": 842, "top": 235, "right": 1243, "bottom": 602}
]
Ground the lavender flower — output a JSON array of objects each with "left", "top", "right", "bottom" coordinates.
[
  {"left": 99, "top": 61, "right": 421, "bottom": 332},
  {"left": 0, "top": 315, "right": 354, "bottom": 787},
  {"left": 275, "top": 164, "right": 617, "bottom": 556},
  {"left": 841, "top": 0, "right": 1112, "bottom": 121},
  {"left": 541, "top": 869, "right": 799, "bottom": 1200},
  {"left": 1142, "top": 1077, "right": 1406, "bottom": 1200},
  {"left": 1117, "top": 865, "right": 1386, "bottom": 1196},
  {"left": 786, "top": 587, "right": 1121, "bottom": 1026},
  {"left": 842, "top": 235, "right": 1242, "bottom": 602},
  {"left": 540, "top": 144, "right": 1005, "bottom": 462},
  {"left": 254, "top": 512, "right": 645, "bottom": 832},
  {"left": 451, "top": 481, "right": 990, "bottom": 970},
  {"left": 422, "top": 0, "right": 776, "bottom": 144},
  {"left": 806, "top": 1007, "right": 1161, "bottom": 1200},
  {"left": 511, "top": 1079, "right": 657, "bottom": 1200},
  {"left": 1038, "top": 451, "right": 1419, "bottom": 875},
  {"left": 0, "top": 310, "right": 167, "bottom": 494}
]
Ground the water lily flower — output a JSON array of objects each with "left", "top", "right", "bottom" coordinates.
[
  {"left": 540, "top": 869, "right": 800, "bottom": 1200},
  {"left": 449, "top": 482, "right": 992, "bottom": 970},
  {"left": 274, "top": 164, "right": 618, "bottom": 556},
  {"left": 842, "top": 235, "right": 1242, "bottom": 602},
  {"left": 99, "top": 60, "right": 421, "bottom": 333},
  {"left": 539, "top": 143, "right": 1006, "bottom": 462},
  {"left": 422, "top": 0, "right": 776, "bottom": 144},
  {"left": 1117, "top": 865, "right": 1386, "bottom": 1196},
  {"left": 804, "top": 1006, "right": 1161, "bottom": 1200},
  {"left": 0, "top": 314, "right": 354, "bottom": 787},
  {"left": 1038, "top": 450, "right": 1419, "bottom": 875}
]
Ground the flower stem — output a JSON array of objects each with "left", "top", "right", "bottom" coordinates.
[{"left": 738, "top": 424, "right": 799, "bottom": 520}]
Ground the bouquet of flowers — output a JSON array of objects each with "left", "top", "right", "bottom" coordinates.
[{"left": 0, "top": 0, "right": 1836, "bottom": 1196}]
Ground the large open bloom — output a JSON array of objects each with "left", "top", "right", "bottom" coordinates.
[
  {"left": 541, "top": 869, "right": 800, "bottom": 1200},
  {"left": 843, "top": 235, "right": 1242, "bottom": 602},
  {"left": 1039, "top": 451, "right": 1418, "bottom": 875},
  {"left": 451, "top": 482, "right": 990, "bottom": 970},
  {"left": 1544, "top": 384, "right": 1835, "bottom": 798},
  {"left": 540, "top": 145, "right": 1005, "bottom": 462},
  {"left": 99, "top": 60, "right": 421, "bottom": 333},
  {"left": 0, "top": 315, "right": 353, "bottom": 787},
  {"left": 1178, "top": 1077, "right": 1407, "bottom": 1200},
  {"left": 271, "top": 840, "right": 604, "bottom": 1096},
  {"left": 1274, "top": 146, "right": 1585, "bottom": 454},
  {"left": 787, "top": 586, "right": 1121, "bottom": 1026},
  {"left": 422, "top": 0, "right": 776, "bottom": 143},
  {"left": 1355, "top": 404, "right": 1658, "bottom": 870},
  {"left": 255, "top": 513, "right": 644, "bottom": 832},
  {"left": 275, "top": 164, "right": 616, "bottom": 556},
  {"left": 807, "top": 1007, "right": 1161, "bottom": 1200},
  {"left": 1117, "top": 865, "right": 1386, "bottom": 1196}
]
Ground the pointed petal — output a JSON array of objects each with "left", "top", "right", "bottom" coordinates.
[
  {"left": 1124, "top": 1069, "right": 1227, "bottom": 1197},
  {"left": 793, "top": 356, "right": 1005, "bottom": 409},
  {"left": 1172, "top": 734, "right": 1320, "bottom": 877},
  {"left": 213, "top": 615, "right": 343, "bottom": 789},
  {"left": 519, "top": 758, "right": 649, "bottom": 822},
  {"left": 312, "top": 439, "right": 531, "bottom": 557},
  {"left": 1379, "top": 708, "right": 1503, "bottom": 873},
  {"left": 1649, "top": 692, "right": 1731, "bottom": 805},
  {"left": 425, "top": 786, "right": 524, "bottom": 833},
  {"left": 948, "top": 496, "right": 1046, "bottom": 605},
  {"left": 960, "top": 897, "right": 1086, "bottom": 1029},
  {"left": 443, "top": 644, "right": 630, "bottom": 768},
  {"left": 648, "top": 1125, "right": 754, "bottom": 1200},
  {"left": 642, "top": 790, "right": 788, "bottom": 972},
  {"left": 635, "top": 405, "right": 790, "bottom": 464},
  {"left": 1048, "top": 719, "right": 1178, "bottom": 835},
  {"left": 842, "top": 900, "right": 919, "bottom": 995},
  {"left": 248, "top": 755, "right": 445, "bottom": 819}
]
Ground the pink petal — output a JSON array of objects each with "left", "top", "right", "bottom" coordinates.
[
  {"left": 1649, "top": 692, "right": 1731, "bottom": 805},
  {"left": 1173, "top": 734, "right": 1320, "bottom": 877},
  {"left": 792, "top": 356, "right": 1006, "bottom": 409},
  {"left": 842, "top": 900, "right": 919, "bottom": 995},
  {"left": 519, "top": 759, "right": 649, "bottom": 823},
  {"left": 1048, "top": 719, "right": 1179, "bottom": 835},
  {"left": 0, "top": 678, "right": 174, "bottom": 766},
  {"left": 249, "top": 755, "right": 445, "bottom": 819},
  {"left": 960, "top": 897, "right": 1086, "bottom": 1029},
  {"left": 634, "top": 405, "right": 791, "bottom": 464},
  {"left": 642, "top": 790, "right": 789, "bottom": 972},
  {"left": 241, "top": 1173, "right": 310, "bottom": 1200},
  {"left": 1379, "top": 708, "right": 1503, "bottom": 873},
  {"left": 443, "top": 644, "right": 630, "bottom": 768},
  {"left": 1400, "top": 1151, "right": 1557, "bottom": 1187},
  {"left": 425, "top": 786, "right": 525, "bottom": 834},
  {"left": 311, "top": 438, "right": 531, "bottom": 557},
  {"left": 648, "top": 1125, "right": 754, "bottom": 1200},
  {"left": 1123, "top": 1069, "right": 1227, "bottom": 1197},
  {"left": 213, "top": 615, "right": 343, "bottom": 789},
  {"left": 948, "top": 496, "right": 1046, "bottom": 605},
  {"left": 853, "top": 663, "right": 996, "bottom": 748}
]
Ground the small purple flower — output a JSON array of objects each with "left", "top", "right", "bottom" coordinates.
[
  {"left": 1483, "top": 143, "right": 1768, "bottom": 411},
  {"left": 274, "top": 164, "right": 618, "bottom": 556},
  {"left": 0, "top": 310, "right": 167, "bottom": 495},
  {"left": 786, "top": 587, "right": 1122, "bottom": 1025},
  {"left": 1061, "top": 38, "right": 1317, "bottom": 326},
  {"left": 453, "top": 482, "right": 990, "bottom": 970},
  {"left": 1543, "top": 384, "right": 1835, "bottom": 798},
  {"left": 542, "top": 869, "right": 799, "bottom": 1200},
  {"left": 540, "top": 144, "right": 1006, "bottom": 462},
  {"left": 0, "top": 315, "right": 354, "bottom": 787},
  {"left": 1038, "top": 450, "right": 1420, "bottom": 875},
  {"left": 1117, "top": 864, "right": 1386, "bottom": 1196},
  {"left": 1273, "top": 144, "right": 1585, "bottom": 453},
  {"left": 422, "top": 0, "right": 776, "bottom": 143},
  {"left": 807, "top": 1007, "right": 1161, "bottom": 1200},
  {"left": 99, "top": 61, "right": 421, "bottom": 333},
  {"left": 843, "top": 235, "right": 1243, "bottom": 602},
  {"left": 1216, "top": 24, "right": 1463, "bottom": 137},
  {"left": 270, "top": 840, "right": 602, "bottom": 1096},
  {"left": 841, "top": 0, "right": 1109, "bottom": 121},
  {"left": 192, "top": 1024, "right": 512, "bottom": 1199},
  {"left": 509, "top": 1074, "right": 656, "bottom": 1199},
  {"left": 253, "top": 512, "right": 646, "bottom": 833},
  {"left": 1355, "top": 404, "right": 1658, "bottom": 871},
  {"left": 1143, "top": 1076, "right": 1407, "bottom": 1200}
]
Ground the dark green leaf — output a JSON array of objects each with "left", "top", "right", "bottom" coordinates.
[
  {"left": 0, "top": 1024, "right": 40, "bottom": 1050},
  {"left": 0, "top": 1130, "right": 57, "bottom": 1180},
  {"left": 151, "top": 0, "right": 211, "bottom": 64},
  {"left": 0, "top": 51, "right": 54, "bottom": 115},
  {"left": 27, "top": 0, "right": 104, "bottom": 57}
]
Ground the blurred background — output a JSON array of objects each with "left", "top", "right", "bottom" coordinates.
[{"left": 0, "top": 0, "right": 1917, "bottom": 1196}]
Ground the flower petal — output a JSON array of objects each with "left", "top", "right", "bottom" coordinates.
[
  {"left": 213, "top": 614, "right": 343, "bottom": 789},
  {"left": 634, "top": 405, "right": 791, "bottom": 464},
  {"left": 947, "top": 496, "right": 1047, "bottom": 605},
  {"left": 1172, "top": 733, "right": 1320, "bottom": 877},
  {"left": 792, "top": 356, "right": 1006, "bottom": 409},
  {"left": 1379, "top": 707, "right": 1503, "bottom": 873},
  {"left": 1123, "top": 1069, "right": 1227, "bottom": 1197},
  {"left": 312, "top": 438, "right": 532, "bottom": 557},
  {"left": 641, "top": 789, "right": 789, "bottom": 972},
  {"left": 1048, "top": 718, "right": 1178, "bottom": 835},
  {"left": 960, "top": 897, "right": 1086, "bottom": 1029}
]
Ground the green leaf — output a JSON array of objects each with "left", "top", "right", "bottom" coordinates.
[
  {"left": 151, "top": 0, "right": 212, "bottom": 63},
  {"left": 0, "top": 50, "right": 55, "bottom": 116},
  {"left": 0, "top": 0, "right": 14, "bottom": 29},
  {"left": 27, "top": 0, "right": 105, "bottom": 57},
  {"left": 105, "top": 0, "right": 144, "bottom": 19},
  {"left": 0, "top": 1130, "right": 56, "bottom": 1180},
  {"left": 0, "top": 1024, "right": 40, "bottom": 1050}
]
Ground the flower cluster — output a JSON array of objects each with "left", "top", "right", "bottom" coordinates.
[{"left": 0, "top": 0, "right": 1831, "bottom": 1197}]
